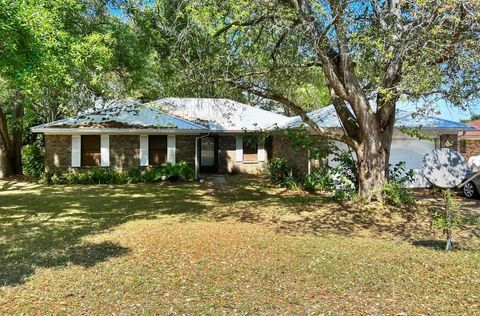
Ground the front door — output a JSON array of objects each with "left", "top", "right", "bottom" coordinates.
[{"left": 200, "top": 136, "right": 218, "bottom": 173}]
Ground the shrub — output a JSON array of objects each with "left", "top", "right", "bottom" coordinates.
[
  {"left": 265, "top": 157, "right": 290, "bottom": 185},
  {"left": 125, "top": 168, "right": 143, "bottom": 183},
  {"left": 328, "top": 153, "right": 415, "bottom": 205},
  {"left": 383, "top": 161, "right": 416, "bottom": 206},
  {"left": 303, "top": 169, "right": 335, "bottom": 193},
  {"left": 389, "top": 161, "right": 415, "bottom": 185},
  {"left": 22, "top": 141, "right": 45, "bottom": 179},
  {"left": 44, "top": 161, "right": 195, "bottom": 185},
  {"left": 331, "top": 150, "right": 358, "bottom": 188},
  {"left": 329, "top": 168, "right": 357, "bottom": 200},
  {"left": 283, "top": 175, "right": 300, "bottom": 190},
  {"left": 174, "top": 161, "right": 195, "bottom": 180},
  {"left": 142, "top": 168, "right": 166, "bottom": 182},
  {"left": 383, "top": 182, "right": 415, "bottom": 206},
  {"left": 265, "top": 157, "right": 300, "bottom": 188}
]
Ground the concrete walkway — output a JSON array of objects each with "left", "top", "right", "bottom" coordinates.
[{"left": 205, "top": 175, "right": 229, "bottom": 193}]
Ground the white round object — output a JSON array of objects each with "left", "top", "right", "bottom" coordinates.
[
  {"left": 422, "top": 148, "right": 468, "bottom": 188},
  {"left": 468, "top": 156, "right": 480, "bottom": 172}
]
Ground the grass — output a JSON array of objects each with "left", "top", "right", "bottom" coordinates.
[{"left": 0, "top": 176, "right": 479, "bottom": 314}]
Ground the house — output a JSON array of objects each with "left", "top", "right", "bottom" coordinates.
[
  {"left": 457, "top": 119, "right": 480, "bottom": 161},
  {"left": 31, "top": 99, "right": 290, "bottom": 178},
  {"left": 32, "top": 98, "right": 474, "bottom": 187},
  {"left": 278, "top": 105, "right": 476, "bottom": 187}
]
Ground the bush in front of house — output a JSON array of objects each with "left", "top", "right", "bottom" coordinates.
[
  {"left": 303, "top": 169, "right": 335, "bottom": 193},
  {"left": 267, "top": 150, "right": 415, "bottom": 205},
  {"left": 22, "top": 141, "right": 45, "bottom": 180},
  {"left": 264, "top": 157, "right": 301, "bottom": 189},
  {"left": 383, "top": 161, "right": 416, "bottom": 206},
  {"left": 44, "top": 161, "right": 195, "bottom": 185}
]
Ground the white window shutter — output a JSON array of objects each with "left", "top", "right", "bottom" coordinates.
[
  {"left": 236, "top": 136, "right": 243, "bottom": 162},
  {"left": 140, "top": 135, "right": 149, "bottom": 166},
  {"left": 71, "top": 135, "right": 81, "bottom": 167},
  {"left": 258, "top": 140, "right": 265, "bottom": 162},
  {"left": 167, "top": 135, "right": 176, "bottom": 164},
  {"left": 100, "top": 135, "right": 110, "bottom": 167}
]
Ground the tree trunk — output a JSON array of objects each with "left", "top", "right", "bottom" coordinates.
[
  {"left": 0, "top": 108, "right": 12, "bottom": 178},
  {"left": 355, "top": 128, "right": 393, "bottom": 200},
  {"left": 0, "top": 148, "right": 13, "bottom": 178},
  {"left": 0, "top": 102, "right": 24, "bottom": 178},
  {"left": 11, "top": 101, "right": 24, "bottom": 174}
]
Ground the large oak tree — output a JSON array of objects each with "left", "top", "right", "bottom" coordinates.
[
  {"left": 124, "top": 0, "right": 480, "bottom": 199},
  {"left": 0, "top": 0, "right": 141, "bottom": 177}
]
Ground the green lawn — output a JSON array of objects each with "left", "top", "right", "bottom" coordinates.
[{"left": 0, "top": 177, "right": 479, "bottom": 314}]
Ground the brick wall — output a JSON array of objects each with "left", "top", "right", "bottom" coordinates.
[
  {"left": 110, "top": 135, "right": 140, "bottom": 169},
  {"left": 45, "top": 135, "right": 72, "bottom": 173},
  {"left": 45, "top": 134, "right": 199, "bottom": 173},
  {"left": 44, "top": 133, "right": 320, "bottom": 175},
  {"left": 272, "top": 135, "right": 310, "bottom": 173},
  {"left": 460, "top": 139, "right": 480, "bottom": 160},
  {"left": 218, "top": 135, "right": 267, "bottom": 174}
]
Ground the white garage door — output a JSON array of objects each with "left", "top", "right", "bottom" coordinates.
[
  {"left": 327, "top": 139, "right": 436, "bottom": 188},
  {"left": 390, "top": 139, "right": 436, "bottom": 188}
]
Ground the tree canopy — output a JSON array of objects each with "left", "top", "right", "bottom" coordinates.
[
  {"left": 1, "top": 0, "right": 479, "bottom": 200},
  {"left": 117, "top": 0, "right": 480, "bottom": 198}
]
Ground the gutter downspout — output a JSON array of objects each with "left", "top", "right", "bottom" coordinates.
[
  {"left": 195, "top": 131, "right": 211, "bottom": 180},
  {"left": 307, "top": 149, "right": 311, "bottom": 175}
]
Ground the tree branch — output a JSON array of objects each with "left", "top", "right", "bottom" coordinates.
[
  {"left": 214, "top": 14, "right": 276, "bottom": 37},
  {"left": 223, "top": 78, "right": 357, "bottom": 148}
]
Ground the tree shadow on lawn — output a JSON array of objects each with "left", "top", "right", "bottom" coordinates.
[
  {"left": 0, "top": 182, "right": 207, "bottom": 287},
  {"left": 1, "top": 177, "right": 479, "bottom": 287},
  {"left": 215, "top": 176, "right": 480, "bottom": 250}
]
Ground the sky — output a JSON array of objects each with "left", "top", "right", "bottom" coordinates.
[{"left": 397, "top": 100, "right": 479, "bottom": 122}]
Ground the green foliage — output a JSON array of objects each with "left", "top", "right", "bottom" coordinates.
[
  {"left": 432, "top": 189, "right": 461, "bottom": 231},
  {"left": 43, "top": 161, "right": 195, "bottom": 185},
  {"left": 21, "top": 141, "right": 45, "bottom": 179},
  {"left": 398, "top": 127, "right": 435, "bottom": 142},
  {"left": 282, "top": 127, "right": 332, "bottom": 160},
  {"left": 242, "top": 131, "right": 269, "bottom": 148},
  {"left": 383, "top": 161, "right": 416, "bottom": 206},
  {"left": 432, "top": 189, "right": 463, "bottom": 250},
  {"left": 329, "top": 168, "right": 357, "bottom": 201},
  {"left": 331, "top": 150, "right": 358, "bottom": 189},
  {"left": 389, "top": 161, "right": 415, "bottom": 185},
  {"left": 303, "top": 169, "right": 334, "bottom": 193},
  {"left": 383, "top": 182, "right": 415, "bottom": 207},
  {"left": 264, "top": 157, "right": 299, "bottom": 189}
]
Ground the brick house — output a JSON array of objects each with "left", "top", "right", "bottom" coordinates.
[
  {"left": 32, "top": 98, "right": 475, "bottom": 187},
  {"left": 32, "top": 99, "right": 295, "bottom": 178}
]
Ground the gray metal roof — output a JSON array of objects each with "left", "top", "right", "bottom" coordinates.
[
  {"left": 151, "top": 98, "right": 289, "bottom": 131},
  {"left": 278, "top": 105, "right": 475, "bottom": 130},
  {"left": 32, "top": 100, "right": 208, "bottom": 131}
]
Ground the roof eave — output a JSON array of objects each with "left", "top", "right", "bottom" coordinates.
[{"left": 31, "top": 127, "right": 209, "bottom": 135}]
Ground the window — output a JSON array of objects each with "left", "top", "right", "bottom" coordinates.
[
  {"left": 81, "top": 135, "right": 101, "bottom": 166},
  {"left": 440, "top": 134, "right": 458, "bottom": 149},
  {"left": 149, "top": 135, "right": 167, "bottom": 166},
  {"left": 243, "top": 139, "right": 258, "bottom": 161},
  {"left": 460, "top": 140, "right": 467, "bottom": 153}
]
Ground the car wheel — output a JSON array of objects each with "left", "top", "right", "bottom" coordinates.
[{"left": 463, "top": 181, "right": 478, "bottom": 199}]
